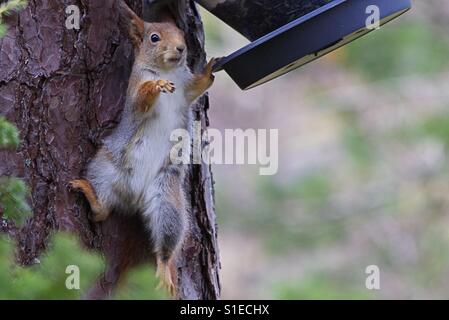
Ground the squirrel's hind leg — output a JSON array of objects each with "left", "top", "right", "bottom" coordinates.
[
  {"left": 143, "top": 164, "right": 188, "bottom": 297},
  {"left": 69, "top": 147, "right": 119, "bottom": 222},
  {"left": 69, "top": 179, "right": 110, "bottom": 222},
  {"left": 156, "top": 258, "right": 177, "bottom": 297}
]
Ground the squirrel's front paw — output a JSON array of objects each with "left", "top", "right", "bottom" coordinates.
[
  {"left": 156, "top": 80, "right": 176, "bottom": 93},
  {"left": 204, "top": 57, "right": 220, "bottom": 79}
]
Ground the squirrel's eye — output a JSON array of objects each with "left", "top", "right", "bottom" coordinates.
[{"left": 150, "top": 34, "right": 161, "bottom": 43}]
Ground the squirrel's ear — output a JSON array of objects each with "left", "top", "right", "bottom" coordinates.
[{"left": 119, "top": 1, "right": 145, "bottom": 48}]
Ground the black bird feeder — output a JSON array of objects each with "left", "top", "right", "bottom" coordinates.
[{"left": 196, "top": 0, "right": 412, "bottom": 90}]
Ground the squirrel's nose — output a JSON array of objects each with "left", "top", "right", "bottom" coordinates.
[{"left": 176, "top": 45, "right": 186, "bottom": 53}]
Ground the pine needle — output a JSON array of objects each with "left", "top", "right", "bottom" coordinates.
[
  {"left": 0, "top": 0, "right": 27, "bottom": 37},
  {"left": 0, "top": 0, "right": 28, "bottom": 17}
]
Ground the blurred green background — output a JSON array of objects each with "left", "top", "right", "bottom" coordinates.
[
  {"left": 2, "top": 0, "right": 449, "bottom": 299},
  {"left": 204, "top": 0, "right": 449, "bottom": 299}
]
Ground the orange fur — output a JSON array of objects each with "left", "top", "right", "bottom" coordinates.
[
  {"left": 156, "top": 257, "right": 178, "bottom": 297},
  {"left": 186, "top": 58, "right": 217, "bottom": 104},
  {"left": 120, "top": 1, "right": 144, "bottom": 48},
  {"left": 69, "top": 179, "right": 110, "bottom": 222},
  {"left": 136, "top": 80, "right": 176, "bottom": 113}
]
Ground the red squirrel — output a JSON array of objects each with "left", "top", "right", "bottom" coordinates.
[{"left": 69, "top": 1, "right": 216, "bottom": 296}]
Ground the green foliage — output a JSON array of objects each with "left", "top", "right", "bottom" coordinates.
[
  {"left": 0, "top": 233, "right": 102, "bottom": 299},
  {"left": 0, "top": 0, "right": 27, "bottom": 37},
  {"left": 0, "top": 177, "right": 31, "bottom": 226},
  {"left": 0, "top": 23, "right": 6, "bottom": 37},
  {"left": 0, "top": 4, "right": 30, "bottom": 228},
  {"left": 0, "top": 2, "right": 29, "bottom": 227},
  {"left": 0, "top": 0, "right": 27, "bottom": 15},
  {"left": 0, "top": 116, "right": 19, "bottom": 148},
  {"left": 115, "top": 265, "right": 168, "bottom": 300},
  {"left": 345, "top": 21, "right": 449, "bottom": 80},
  {"left": 0, "top": 116, "right": 31, "bottom": 227},
  {"left": 0, "top": 233, "right": 168, "bottom": 299}
]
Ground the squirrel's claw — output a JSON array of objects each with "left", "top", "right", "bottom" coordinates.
[
  {"left": 203, "top": 58, "right": 219, "bottom": 82},
  {"left": 68, "top": 179, "right": 82, "bottom": 191},
  {"left": 205, "top": 58, "right": 218, "bottom": 74},
  {"left": 156, "top": 260, "right": 176, "bottom": 297},
  {"left": 156, "top": 80, "right": 176, "bottom": 94}
]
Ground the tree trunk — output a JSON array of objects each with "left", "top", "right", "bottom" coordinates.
[{"left": 0, "top": 0, "right": 220, "bottom": 300}]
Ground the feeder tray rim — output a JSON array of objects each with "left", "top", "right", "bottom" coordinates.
[{"left": 213, "top": 0, "right": 347, "bottom": 72}]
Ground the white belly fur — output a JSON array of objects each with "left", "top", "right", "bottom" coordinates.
[{"left": 126, "top": 68, "right": 190, "bottom": 197}]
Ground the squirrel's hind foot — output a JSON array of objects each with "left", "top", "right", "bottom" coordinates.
[
  {"left": 69, "top": 179, "right": 110, "bottom": 222},
  {"left": 156, "top": 258, "right": 177, "bottom": 297}
]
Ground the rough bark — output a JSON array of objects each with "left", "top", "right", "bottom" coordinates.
[{"left": 0, "top": 0, "right": 220, "bottom": 300}]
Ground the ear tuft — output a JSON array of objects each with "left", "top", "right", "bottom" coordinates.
[{"left": 119, "top": 1, "right": 145, "bottom": 48}]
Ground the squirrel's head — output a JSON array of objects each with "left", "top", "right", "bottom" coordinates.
[
  {"left": 139, "top": 23, "right": 187, "bottom": 71},
  {"left": 120, "top": 2, "right": 187, "bottom": 72}
]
